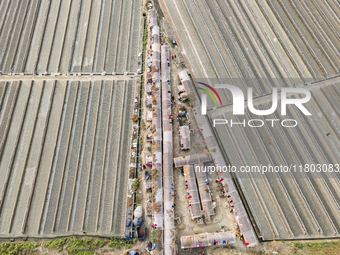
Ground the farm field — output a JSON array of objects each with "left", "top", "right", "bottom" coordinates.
[
  {"left": 159, "top": 0, "right": 340, "bottom": 241},
  {"left": 0, "top": 79, "right": 136, "bottom": 237},
  {"left": 208, "top": 81, "right": 340, "bottom": 240},
  {"left": 0, "top": 0, "right": 143, "bottom": 74},
  {"left": 161, "top": 0, "right": 340, "bottom": 105}
]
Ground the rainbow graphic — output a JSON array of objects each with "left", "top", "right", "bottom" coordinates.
[{"left": 197, "top": 82, "right": 222, "bottom": 106}]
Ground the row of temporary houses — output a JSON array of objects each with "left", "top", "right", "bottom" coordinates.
[
  {"left": 149, "top": 9, "right": 163, "bottom": 251},
  {"left": 149, "top": 9, "right": 258, "bottom": 252},
  {"left": 179, "top": 71, "right": 258, "bottom": 247},
  {"left": 183, "top": 165, "right": 214, "bottom": 219},
  {"left": 162, "top": 44, "right": 175, "bottom": 253},
  {"left": 181, "top": 232, "right": 235, "bottom": 249},
  {"left": 149, "top": 9, "right": 175, "bottom": 255}
]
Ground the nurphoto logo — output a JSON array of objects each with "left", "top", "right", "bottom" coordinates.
[{"left": 198, "top": 83, "right": 312, "bottom": 128}]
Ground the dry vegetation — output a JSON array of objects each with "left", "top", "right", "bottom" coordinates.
[{"left": 132, "top": 115, "right": 139, "bottom": 122}]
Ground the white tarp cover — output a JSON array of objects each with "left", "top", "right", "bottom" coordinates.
[{"left": 181, "top": 232, "right": 236, "bottom": 248}]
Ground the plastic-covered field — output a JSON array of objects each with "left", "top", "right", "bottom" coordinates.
[
  {"left": 210, "top": 82, "right": 340, "bottom": 240},
  {"left": 0, "top": 79, "right": 136, "bottom": 237},
  {"left": 161, "top": 0, "right": 340, "bottom": 105},
  {"left": 161, "top": 0, "right": 340, "bottom": 241},
  {"left": 0, "top": 0, "right": 142, "bottom": 74}
]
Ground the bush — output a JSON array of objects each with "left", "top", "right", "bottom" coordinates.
[
  {"left": 151, "top": 230, "right": 158, "bottom": 244},
  {"left": 294, "top": 242, "right": 303, "bottom": 249},
  {"left": 93, "top": 239, "right": 107, "bottom": 248},
  {"left": 132, "top": 179, "right": 140, "bottom": 192},
  {"left": 125, "top": 244, "right": 133, "bottom": 249},
  {"left": 0, "top": 242, "right": 40, "bottom": 255},
  {"left": 44, "top": 238, "right": 68, "bottom": 252},
  {"left": 108, "top": 237, "right": 129, "bottom": 248},
  {"left": 66, "top": 238, "right": 92, "bottom": 254},
  {"left": 132, "top": 115, "right": 139, "bottom": 122}
]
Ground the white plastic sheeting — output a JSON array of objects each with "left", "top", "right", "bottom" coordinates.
[
  {"left": 162, "top": 45, "right": 175, "bottom": 255},
  {"left": 195, "top": 164, "right": 214, "bottom": 217},
  {"left": 149, "top": 9, "right": 163, "bottom": 233},
  {"left": 148, "top": 9, "right": 157, "bottom": 29},
  {"left": 183, "top": 165, "right": 202, "bottom": 219},
  {"left": 181, "top": 232, "right": 236, "bottom": 249},
  {"left": 173, "top": 153, "right": 212, "bottom": 168},
  {"left": 179, "top": 125, "right": 190, "bottom": 150}
]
